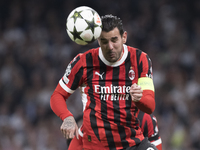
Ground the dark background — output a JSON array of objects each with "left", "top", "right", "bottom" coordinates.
[{"left": 0, "top": 0, "right": 200, "bottom": 149}]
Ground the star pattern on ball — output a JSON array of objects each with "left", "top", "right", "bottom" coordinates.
[
  {"left": 69, "top": 10, "right": 85, "bottom": 41},
  {"left": 66, "top": 7, "right": 102, "bottom": 45},
  {"left": 85, "top": 18, "right": 99, "bottom": 34},
  {"left": 85, "top": 11, "right": 98, "bottom": 34},
  {"left": 70, "top": 26, "right": 83, "bottom": 41},
  {"left": 71, "top": 10, "right": 83, "bottom": 23}
]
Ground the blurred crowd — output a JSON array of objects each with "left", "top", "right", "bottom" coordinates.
[{"left": 0, "top": 0, "right": 200, "bottom": 149}]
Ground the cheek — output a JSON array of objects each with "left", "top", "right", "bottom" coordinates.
[
  {"left": 113, "top": 42, "right": 122, "bottom": 51},
  {"left": 113, "top": 42, "right": 121, "bottom": 48}
]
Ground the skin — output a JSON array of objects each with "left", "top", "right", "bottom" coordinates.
[
  {"left": 130, "top": 83, "right": 143, "bottom": 102},
  {"left": 60, "top": 116, "right": 79, "bottom": 139},
  {"left": 61, "top": 27, "right": 143, "bottom": 140},
  {"left": 97, "top": 27, "right": 143, "bottom": 101},
  {"left": 98, "top": 27, "right": 127, "bottom": 63}
]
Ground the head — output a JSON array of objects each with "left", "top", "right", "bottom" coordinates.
[{"left": 98, "top": 14, "right": 127, "bottom": 63}]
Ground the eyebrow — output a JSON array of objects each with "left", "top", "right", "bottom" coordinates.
[
  {"left": 111, "top": 37, "right": 118, "bottom": 40},
  {"left": 100, "top": 36, "right": 118, "bottom": 41}
]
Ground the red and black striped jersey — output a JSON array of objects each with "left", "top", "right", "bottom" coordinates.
[
  {"left": 57, "top": 44, "right": 154, "bottom": 149},
  {"left": 138, "top": 111, "right": 162, "bottom": 150}
]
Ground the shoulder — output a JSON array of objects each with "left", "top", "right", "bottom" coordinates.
[
  {"left": 126, "top": 45, "right": 137, "bottom": 53},
  {"left": 72, "top": 47, "right": 99, "bottom": 62},
  {"left": 78, "top": 47, "right": 99, "bottom": 58},
  {"left": 126, "top": 45, "right": 148, "bottom": 57}
]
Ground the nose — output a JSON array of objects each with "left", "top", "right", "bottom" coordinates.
[{"left": 107, "top": 41, "right": 113, "bottom": 50}]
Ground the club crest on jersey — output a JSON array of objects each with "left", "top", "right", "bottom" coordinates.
[{"left": 129, "top": 67, "right": 135, "bottom": 80}]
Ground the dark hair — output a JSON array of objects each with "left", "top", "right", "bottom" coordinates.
[{"left": 101, "top": 14, "right": 124, "bottom": 36}]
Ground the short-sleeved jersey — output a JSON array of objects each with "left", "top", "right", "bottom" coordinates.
[{"left": 59, "top": 44, "right": 153, "bottom": 150}]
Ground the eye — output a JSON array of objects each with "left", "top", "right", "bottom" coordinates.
[
  {"left": 101, "top": 39, "right": 108, "bottom": 44},
  {"left": 111, "top": 37, "right": 118, "bottom": 43}
]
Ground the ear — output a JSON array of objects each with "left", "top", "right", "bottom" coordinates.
[{"left": 122, "top": 31, "right": 127, "bottom": 44}]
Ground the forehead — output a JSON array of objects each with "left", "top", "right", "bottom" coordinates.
[{"left": 99, "top": 27, "right": 121, "bottom": 40}]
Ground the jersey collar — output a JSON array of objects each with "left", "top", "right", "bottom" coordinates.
[{"left": 99, "top": 44, "right": 128, "bottom": 67}]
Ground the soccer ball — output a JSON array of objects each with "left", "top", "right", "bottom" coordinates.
[{"left": 66, "top": 6, "right": 102, "bottom": 45}]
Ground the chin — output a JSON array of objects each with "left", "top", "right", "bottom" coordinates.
[{"left": 110, "top": 58, "right": 118, "bottom": 63}]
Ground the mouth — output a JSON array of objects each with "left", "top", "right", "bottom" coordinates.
[{"left": 108, "top": 52, "right": 115, "bottom": 58}]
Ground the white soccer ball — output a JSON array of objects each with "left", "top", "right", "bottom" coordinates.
[{"left": 66, "top": 6, "right": 102, "bottom": 45}]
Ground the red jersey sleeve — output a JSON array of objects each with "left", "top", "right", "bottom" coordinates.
[
  {"left": 50, "top": 84, "right": 72, "bottom": 120},
  {"left": 50, "top": 53, "right": 85, "bottom": 120},
  {"left": 135, "top": 50, "right": 155, "bottom": 114}
]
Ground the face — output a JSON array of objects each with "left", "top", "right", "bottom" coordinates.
[{"left": 98, "top": 27, "right": 127, "bottom": 63}]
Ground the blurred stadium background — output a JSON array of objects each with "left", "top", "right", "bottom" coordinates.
[{"left": 0, "top": 0, "right": 200, "bottom": 149}]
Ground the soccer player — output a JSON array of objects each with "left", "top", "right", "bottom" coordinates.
[
  {"left": 67, "top": 111, "right": 162, "bottom": 150},
  {"left": 50, "top": 14, "right": 157, "bottom": 150}
]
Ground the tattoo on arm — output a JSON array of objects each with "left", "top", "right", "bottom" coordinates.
[{"left": 64, "top": 117, "right": 75, "bottom": 129}]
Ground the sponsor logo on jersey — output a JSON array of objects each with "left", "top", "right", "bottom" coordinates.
[
  {"left": 95, "top": 71, "right": 104, "bottom": 80},
  {"left": 94, "top": 84, "right": 131, "bottom": 101}
]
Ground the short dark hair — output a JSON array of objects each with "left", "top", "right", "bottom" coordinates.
[{"left": 101, "top": 14, "right": 124, "bottom": 36}]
